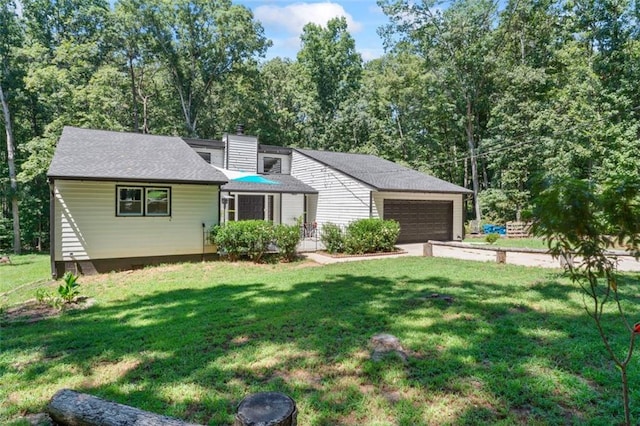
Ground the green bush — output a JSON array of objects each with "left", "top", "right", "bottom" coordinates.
[
  {"left": 273, "top": 223, "right": 301, "bottom": 262},
  {"left": 344, "top": 219, "right": 400, "bottom": 254},
  {"left": 320, "top": 223, "right": 344, "bottom": 254},
  {"left": 485, "top": 233, "right": 500, "bottom": 244},
  {"left": 214, "top": 220, "right": 274, "bottom": 262}
]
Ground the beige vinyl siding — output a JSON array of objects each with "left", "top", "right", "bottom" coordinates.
[
  {"left": 291, "top": 151, "right": 373, "bottom": 228},
  {"left": 54, "top": 180, "right": 219, "bottom": 261},
  {"left": 373, "top": 192, "right": 465, "bottom": 240},
  {"left": 225, "top": 134, "right": 258, "bottom": 172},
  {"left": 281, "top": 193, "right": 304, "bottom": 225}
]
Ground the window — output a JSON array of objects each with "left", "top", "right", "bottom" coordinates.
[
  {"left": 118, "top": 187, "right": 143, "bottom": 216},
  {"left": 146, "top": 188, "right": 170, "bottom": 216},
  {"left": 196, "top": 151, "right": 211, "bottom": 163},
  {"left": 263, "top": 157, "right": 282, "bottom": 174},
  {"left": 227, "top": 196, "right": 236, "bottom": 221},
  {"left": 117, "top": 186, "right": 171, "bottom": 217}
]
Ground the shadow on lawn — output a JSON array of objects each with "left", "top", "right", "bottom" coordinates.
[{"left": 3, "top": 261, "right": 638, "bottom": 425}]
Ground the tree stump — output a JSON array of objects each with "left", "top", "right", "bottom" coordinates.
[
  {"left": 48, "top": 389, "right": 201, "bottom": 426},
  {"left": 423, "top": 242, "right": 433, "bottom": 257},
  {"left": 234, "top": 392, "right": 297, "bottom": 426},
  {"left": 496, "top": 250, "right": 507, "bottom": 264}
]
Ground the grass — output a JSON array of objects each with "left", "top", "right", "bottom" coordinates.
[
  {"left": 2, "top": 256, "right": 640, "bottom": 425},
  {"left": 464, "top": 237, "right": 549, "bottom": 250},
  {"left": 0, "top": 254, "right": 52, "bottom": 305}
]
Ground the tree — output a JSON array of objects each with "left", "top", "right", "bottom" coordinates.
[
  {"left": 533, "top": 174, "right": 640, "bottom": 425},
  {"left": 0, "top": 0, "right": 23, "bottom": 253},
  {"left": 136, "top": 0, "right": 270, "bottom": 137},
  {"left": 297, "top": 16, "right": 362, "bottom": 148},
  {"left": 379, "top": 0, "right": 497, "bottom": 222},
  {"left": 255, "top": 58, "right": 310, "bottom": 147}
]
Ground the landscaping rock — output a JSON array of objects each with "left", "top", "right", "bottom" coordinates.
[{"left": 370, "top": 333, "right": 408, "bottom": 362}]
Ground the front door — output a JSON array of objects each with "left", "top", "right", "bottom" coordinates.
[{"left": 237, "top": 195, "right": 265, "bottom": 220}]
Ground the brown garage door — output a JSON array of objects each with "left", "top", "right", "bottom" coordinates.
[{"left": 383, "top": 200, "right": 453, "bottom": 243}]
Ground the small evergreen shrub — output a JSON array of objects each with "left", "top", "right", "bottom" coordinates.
[
  {"left": 214, "top": 220, "right": 274, "bottom": 262},
  {"left": 344, "top": 219, "right": 400, "bottom": 254},
  {"left": 485, "top": 233, "right": 500, "bottom": 244},
  {"left": 273, "top": 223, "right": 301, "bottom": 262},
  {"left": 321, "top": 223, "right": 344, "bottom": 254}
]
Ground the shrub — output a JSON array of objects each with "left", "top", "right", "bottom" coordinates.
[
  {"left": 214, "top": 220, "right": 274, "bottom": 262},
  {"left": 321, "top": 223, "right": 344, "bottom": 254},
  {"left": 485, "top": 233, "right": 500, "bottom": 244},
  {"left": 273, "top": 223, "right": 301, "bottom": 262},
  {"left": 344, "top": 219, "right": 400, "bottom": 254}
]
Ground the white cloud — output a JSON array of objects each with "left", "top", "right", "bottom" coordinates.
[
  {"left": 359, "top": 48, "right": 384, "bottom": 62},
  {"left": 255, "top": 2, "right": 363, "bottom": 37}
]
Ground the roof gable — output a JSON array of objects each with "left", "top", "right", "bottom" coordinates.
[
  {"left": 295, "top": 148, "right": 472, "bottom": 194},
  {"left": 48, "top": 127, "right": 228, "bottom": 184}
]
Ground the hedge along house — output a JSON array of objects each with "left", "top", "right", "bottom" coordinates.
[
  {"left": 48, "top": 127, "right": 228, "bottom": 277},
  {"left": 290, "top": 149, "right": 473, "bottom": 244}
]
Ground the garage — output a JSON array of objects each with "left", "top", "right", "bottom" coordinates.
[{"left": 383, "top": 199, "right": 453, "bottom": 243}]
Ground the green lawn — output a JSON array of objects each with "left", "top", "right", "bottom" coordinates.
[
  {"left": 2, "top": 256, "right": 639, "bottom": 425},
  {"left": 0, "top": 254, "right": 51, "bottom": 305}
]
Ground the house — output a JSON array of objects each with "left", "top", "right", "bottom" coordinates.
[
  {"left": 47, "top": 127, "right": 228, "bottom": 277},
  {"left": 186, "top": 130, "right": 471, "bottom": 244},
  {"left": 48, "top": 126, "right": 471, "bottom": 277}
]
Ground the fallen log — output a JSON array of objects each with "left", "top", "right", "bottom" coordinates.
[{"left": 48, "top": 389, "right": 201, "bottom": 426}]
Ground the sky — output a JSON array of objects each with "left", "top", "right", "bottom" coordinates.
[{"left": 235, "top": 1, "right": 391, "bottom": 61}]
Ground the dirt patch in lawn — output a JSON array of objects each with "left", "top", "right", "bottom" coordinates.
[{"left": 2, "top": 297, "right": 95, "bottom": 324}]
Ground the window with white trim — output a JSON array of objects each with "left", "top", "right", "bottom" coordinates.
[
  {"left": 117, "top": 186, "right": 171, "bottom": 217},
  {"left": 146, "top": 188, "right": 170, "bottom": 216},
  {"left": 117, "top": 187, "right": 143, "bottom": 216}
]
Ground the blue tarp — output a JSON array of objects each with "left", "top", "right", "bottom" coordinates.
[
  {"left": 483, "top": 224, "right": 506, "bottom": 235},
  {"left": 232, "top": 175, "right": 279, "bottom": 184}
]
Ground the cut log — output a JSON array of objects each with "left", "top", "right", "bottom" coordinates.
[
  {"left": 48, "top": 389, "right": 201, "bottom": 426},
  {"left": 234, "top": 392, "right": 297, "bottom": 426}
]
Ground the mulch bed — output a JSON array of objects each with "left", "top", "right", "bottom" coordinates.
[
  {"left": 318, "top": 249, "right": 407, "bottom": 259},
  {"left": 2, "top": 297, "right": 95, "bottom": 324}
]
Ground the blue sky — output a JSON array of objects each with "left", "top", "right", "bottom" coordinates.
[{"left": 236, "top": 1, "right": 390, "bottom": 61}]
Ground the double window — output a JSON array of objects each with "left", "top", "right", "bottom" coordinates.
[{"left": 117, "top": 186, "right": 171, "bottom": 217}]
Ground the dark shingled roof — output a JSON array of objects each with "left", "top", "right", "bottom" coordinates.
[
  {"left": 222, "top": 174, "right": 317, "bottom": 194},
  {"left": 295, "top": 149, "right": 472, "bottom": 194},
  {"left": 48, "top": 127, "right": 228, "bottom": 184}
]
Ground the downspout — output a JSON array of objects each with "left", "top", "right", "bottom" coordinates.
[
  {"left": 202, "top": 222, "right": 206, "bottom": 262},
  {"left": 369, "top": 192, "right": 373, "bottom": 218},
  {"left": 49, "top": 178, "right": 56, "bottom": 278},
  {"left": 218, "top": 188, "right": 222, "bottom": 225}
]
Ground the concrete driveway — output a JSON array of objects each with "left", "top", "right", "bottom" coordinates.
[{"left": 305, "top": 242, "right": 640, "bottom": 272}]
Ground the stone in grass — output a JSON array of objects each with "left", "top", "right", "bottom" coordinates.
[
  {"left": 24, "top": 413, "right": 53, "bottom": 426},
  {"left": 370, "top": 333, "right": 408, "bottom": 363}
]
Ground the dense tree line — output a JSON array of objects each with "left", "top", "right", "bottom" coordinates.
[{"left": 1, "top": 0, "right": 639, "bottom": 253}]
